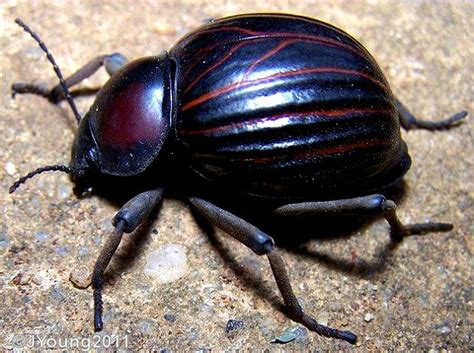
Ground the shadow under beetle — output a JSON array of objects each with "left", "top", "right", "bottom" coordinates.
[{"left": 9, "top": 14, "right": 467, "bottom": 344}]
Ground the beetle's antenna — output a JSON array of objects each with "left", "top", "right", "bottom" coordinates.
[
  {"left": 9, "top": 165, "right": 76, "bottom": 194},
  {"left": 15, "top": 18, "right": 82, "bottom": 124}
]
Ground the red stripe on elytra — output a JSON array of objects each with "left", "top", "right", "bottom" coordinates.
[
  {"left": 252, "top": 140, "right": 387, "bottom": 164},
  {"left": 179, "top": 28, "right": 370, "bottom": 89},
  {"left": 243, "top": 39, "right": 296, "bottom": 78},
  {"left": 194, "top": 27, "right": 362, "bottom": 57},
  {"left": 196, "top": 26, "right": 261, "bottom": 36},
  {"left": 182, "top": 108, "right": 386, "bottom": 136},
  {"left": 181, "top": 67, "right": 385, "bottom": 112},
  {"left": 183, "top": 42, "right": 248, "bottom": 95}
]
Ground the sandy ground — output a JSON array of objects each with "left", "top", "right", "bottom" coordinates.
[{"left": 1, "top": 1, "right": 472, "bottom": 351}]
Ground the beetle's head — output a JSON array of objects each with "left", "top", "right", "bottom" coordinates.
[{"left": 10, "top": 55, "right": 173, "bottom": 197}]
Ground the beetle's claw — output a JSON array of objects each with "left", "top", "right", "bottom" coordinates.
[
  {"left": 340, "top": 331, "right": 358, "bottom": 345},
  {"left": 447, "top": 110, "right": 468, "bottom": 126}
]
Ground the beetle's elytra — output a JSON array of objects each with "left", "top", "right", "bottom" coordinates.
[{"left": 9, "top": 14, "right": 467, "bottom": 344}]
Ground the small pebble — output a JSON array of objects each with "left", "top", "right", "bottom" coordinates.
[
  {"left": 55, "top": 245, "right": 69, "bottom": 257},
  {"left": 5, "top": 162, "right": 17, "bottom": 175},
  {"left": 34, "top": 230, "right": 49, "bottom": 243},
  {"left": 434, "top": 321, "right": 452, "bottom": 334},
  {"left": 49, "top": 285, "right": 66, "bottom": 304},
  {"left": 271, "top": 326, "right": 307, "bottom": 344},
  {"left": 139, "top": 320, "right": 155, "bottom": 334},
  {"left": 144, "top": 244, "right": 188, "bottom": 284},
  {"left": 153, "top": 22, "right": 175, "bottom": 35},
  {"left": 164, "top": 313, "right": 176, "bottom": 322},
  {"left": 364, "top": 313, "right": 375, "bottom": 322},
  {"left": 0, "top": 234, "right": 9, "bottom": 248},
  {"left": 70, "top": 264, "right": 91, "bottom": 288},
  {"left": 437, "top": 325, "right": 452, "bottom": 334},
  {"left": 318, "top": 312, "right": 329, "bottom": 326},
  {"left": 78, "top": 246, "right": 89, "bottom": 256},
  {"left": 57, "top": 184, "right": 72, "bottom": 199},
  {"left": 225, "top": 319, "right": 244, "bottom": 333}
]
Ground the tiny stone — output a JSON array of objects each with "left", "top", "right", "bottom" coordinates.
[
  {"left": 164, "top": 313, "right": 176, "bottom": 322},
  {"left": 437, "top": 325, "right": 452, "bottom": 334},
  {"left": 57, "top": 184, "right": 72, "bottom": 200},
  {"left": 0, "top": 234, "right": 9, "bottom": 248},
  {"left": 78, "top": 246, "right": 89, "bottom": 256},
  {"left": 318, "top": 312, "right": 329, "bottom": 326},
  {"left": 153, "top": 23, "right": 175, "bottom": 35},
  {"left": 434, "top": 321, "right": 452, "bottom": 335},
  {"left": 144, "top": 244, "right": 188, "bottom": 284},
  {"left": 364, "top": 313, "right": 375, "bottom": 322},
  {"left": 49, "top": 285, "right": 66, "bottom": 304},
  {"left": 5, "top": 162, "right": 17, "bottom": 175},
  {"left": 70, "top": 264, "right": 91, "bottom": 288},
  {"left": 55, "top": 245, "right": 69, "bottom": 256},
  {"left": 34, "top": 230, "right": 49, "bottom": 243},
  {"left": 225, "top": 319, "right": 245, "bottom": 333},
  {"left": 271, "top": 326, "right": 308, "bottom": 344},
  {"left": 139, "top": 320, "right": 155, "bottom": 334}
]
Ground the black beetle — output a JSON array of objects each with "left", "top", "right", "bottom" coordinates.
[{"left": 9, "top": 14, "right": 467, "bottom": 344}]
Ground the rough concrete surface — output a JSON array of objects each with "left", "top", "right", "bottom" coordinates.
[{"left": 0, "top": 1, "right": 472, "bottom": 351}]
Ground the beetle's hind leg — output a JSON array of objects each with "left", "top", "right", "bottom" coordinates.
[
  {"left": 190, "top": 197, "right": 357, "bottom": 344},
  {"left": 12, "top": 53, "right": 128, "bottom": 103},
  {"left": 72, "top": 188, "right": 163, "bottom": 332},
  {"left": 273, "top": 194, "right": 452, "bottom": 243},
  {"left": 396, "top": 98, "right": 467, "bottom": 131}
]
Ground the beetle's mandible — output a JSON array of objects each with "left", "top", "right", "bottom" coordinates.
[{"left": 9, "top": 14, "right": 467, "bottom": 345}]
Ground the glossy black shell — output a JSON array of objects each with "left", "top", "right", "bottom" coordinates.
[{"left": 171, "top": 14, "right": 410, "bottom": 200}]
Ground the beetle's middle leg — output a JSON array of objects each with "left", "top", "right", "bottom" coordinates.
[
  {"left": 71, "top": 188, "right": 163, "bottom": 332},
  {"left": 273, "top": 194, "right": 452, "bottom": 242},
  {"left": 12, "top": 53, "right": 128, "bottom": 103},
  {"left": 190, "top": 197, "right": 357, "bottom": 344}
]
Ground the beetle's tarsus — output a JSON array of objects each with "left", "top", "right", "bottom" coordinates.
[
  {"left": 396, "top": 98, "right": 468, "bottom": 131},
  {"left": 414, "top": 110, "right": 468, "bottom": 131},
  {"left": 439, "top": 110, "right": 468, "bottom": 129},
  {"left": 90, "top": 220, "right": 125, "bottom": 333},
  {"left": 93, "top": 287, "right": 104, "bottom": 332},
  {"left": 390, "top": 222, "right": 453, "bottom": 242},
  {"left": 267, "top": 250, "right": 356, "bottom": 344},
  {"left": 300, "top": 314, "right": 357, "bottom": 344},
  {"left": 11, "top": 82, "right": 51, "bottom": 100}
]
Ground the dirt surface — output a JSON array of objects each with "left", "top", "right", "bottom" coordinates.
[{"left": 1, "top": 1, "right": 472, "bottom": 351}]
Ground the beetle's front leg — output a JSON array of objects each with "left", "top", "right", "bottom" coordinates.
[
  {"left": 12, "top": 53, "right": 128, "bottom": 103},
  {"left": 72, "top": 188, "right": 163, "bottom": 332},
  {"left": 190, "top": 197, "right": 357, "bottom": 344},
  {"left": 396, "top": 98, "right": 467, "bottom": 131},
  {"left": 273, "top": 194, "right": 452, "bottom": 242}
]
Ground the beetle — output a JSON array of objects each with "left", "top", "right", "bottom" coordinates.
[{"left": 9, "top": 14, "right": 467, "bottom": 344}]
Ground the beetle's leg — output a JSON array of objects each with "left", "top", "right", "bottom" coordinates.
[
  {"left": 12, "top": 53, "right": 128, "bottom": 103},
  {"left": 273, "top": 194, "right": 452, "bottom": 242},
  {"left": 190, "top": 197, "right": 357, "bottom": 344},
  {"left": 78, "top": 188, "right": 163, "bottom": 332},
  {"left": 396, "top": 99, "right": 467, "bottom": 131}
]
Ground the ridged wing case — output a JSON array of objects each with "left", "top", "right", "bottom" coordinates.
[{"left": 171, "top": 14, "right": 410, "bottom": 200}]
